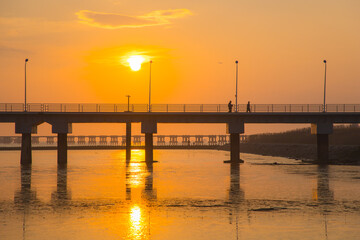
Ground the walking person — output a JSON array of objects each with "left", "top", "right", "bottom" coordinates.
[
  {"left": 228, "top": 101, "right": 233, "bottom": 113},
  {"left": 246, "top": 101, "right": 251, "bottom": 113}
]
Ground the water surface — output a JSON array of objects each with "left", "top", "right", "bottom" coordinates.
[{"left": 0, "top": 150, "right": 360, "bottom": 239}]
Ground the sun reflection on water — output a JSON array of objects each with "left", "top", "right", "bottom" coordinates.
[
  {"left": 126, "top": 150, "right": 146, "bottom": 188},
  {"left": 128, "top": 204, "right": 149, "bottom": 240},
  {"left": 131, "top": 205, "right": 141, "bottom": 222}
]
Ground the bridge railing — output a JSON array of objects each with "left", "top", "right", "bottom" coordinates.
[
  {"left": 0, "top": 135, "right": 244, "bottom": 146},
  {"left": 1, "top": 103, "right": 360, "bottom": 113}
]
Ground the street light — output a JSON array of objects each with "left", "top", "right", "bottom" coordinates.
[
  {"left": 235, "top": 60, "right": 238, "bottom": 112},
  {"left": 323, "top": 60, "right": 327, "bottom": 112},
  {"left": 126, "top": 95, "right": 131, "bottom": 112},
  {"left": 149, "top": 60, "right": 152, "bottom": 112},
  {"left": 25, "top": 58, "right": 29, "bottom": 112}
]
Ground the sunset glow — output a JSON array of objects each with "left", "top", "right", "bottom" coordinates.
[
  {"left": 1, "top": 1, "right": 360, "bottom": 135},
  {"left": 2, "top": 1, "right": 360, "bottom": 239}
]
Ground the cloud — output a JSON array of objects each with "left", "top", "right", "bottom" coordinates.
[{"left": 76, "top": 9, "right": 192, "bottom": 29}]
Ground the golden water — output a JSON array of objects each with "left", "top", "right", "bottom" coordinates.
[{"left": 0, "top": 150, "right": 360, "bottom": 239}]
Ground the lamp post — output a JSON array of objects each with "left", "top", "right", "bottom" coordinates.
[
  {"left": 149, "top": 60, "right": 152, "bottom": 112},
  {"left": 24, "top": 58, "right": 29, "bottom": 112},
  {"left": 323, "top": 60, "right": 327, "bottom": 112},
  {"left": 126, "top": 95, "right": 131, "bottom": 112},
  {"left": 235, "top": 60, "right": 238, "bottom": 112}
]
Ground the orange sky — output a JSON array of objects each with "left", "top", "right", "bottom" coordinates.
[{"left": 0, "top": 0, "right": 360, "bottom": 135}]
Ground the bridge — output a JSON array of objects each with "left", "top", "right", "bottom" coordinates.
[
  {"left": 1, "top": 103, "right": 360, "bottom": 165},
  {"left": 0, "top": 134, "right": 248, "bottom": 149}
]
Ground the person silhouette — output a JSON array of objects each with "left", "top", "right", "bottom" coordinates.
[
  {"left": 228, "top": 101, "right": 233, "bottom": 113},
  {"left": 246, "top": 101, "right": 251, "bottom": 112}
]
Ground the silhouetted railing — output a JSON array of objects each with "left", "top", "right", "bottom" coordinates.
[
  {"left": 0, "top": 134, "right": 248, "bottom": 147},
  {"left": 1, "top": 103, "right": 360, "bottom": 113}
]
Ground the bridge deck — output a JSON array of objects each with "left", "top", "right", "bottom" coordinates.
[
  {"left": 1, "top": 111, "right": 360, "bottom": 124},
  {"left": 1, "top": 103, "right": 360, "bottom": 113}
]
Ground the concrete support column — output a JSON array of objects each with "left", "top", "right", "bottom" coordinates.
[
  {"left": 311, "top": 122, "right": 333, "bottom": 164},
  {"left": 52, "top": 122, "right": 72, "bottom": 166},
  {"left": 317, "top": 134, "right": 329, "bottom": 163},
  {"left": 57, "top": 133, "right": 68, "bottom": 165},
  {"left": 230, "top": 133, "right": 240, "bottom": 162},
  {"left": 141, "top": 121, "right": 157, "bottom": 163},
  {"left": 126, "top": 122, "right": 131, "bottom": 161},
  {"left": 21, "top": 133, "right": 32, "bottom": 165},
  {"left": 145, "top": 133, "right": 153, "bottom": 162},
  {"left": 16, "top": 121, "right": 38, "bottom": 165},
  {"left": 226, "top": 121, "right": 245, "bottom": 163}
]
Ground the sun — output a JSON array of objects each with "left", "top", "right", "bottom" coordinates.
[{"left": 127, "top": 55, "right": 145, "bottom": 71}]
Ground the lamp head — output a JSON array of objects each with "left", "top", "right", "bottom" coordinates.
[
  {"left": 323, "top": 60, "right": 327, "bottom": 63},
  {"left": 235, "top": 60, "right": 238, "bottom": 64},
  {"left": 25, "top": 59, "right": 28, "bottom": 62}
]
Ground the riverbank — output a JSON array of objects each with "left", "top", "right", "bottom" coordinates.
[{"left": 219, "top": 143, "right": 360, "bottom": 165}]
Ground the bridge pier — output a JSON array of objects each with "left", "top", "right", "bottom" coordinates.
[
  {"left": 126, "top": 122, "right": 131, "bottom": 161},
  {"left": 52, "top": 122, "right": 72, "bottom": 165},
  {"left": 145, "top": 133, "right": 154, "bottom": 162},
  {"left": 225, "top": 121, "right": 245, "bottom": 163},
  {"left": 15, "top": 121, "right": 38, "bottom": 165},
  {"left": 230, "top": 133, "right": 240, "bottom": 162},
  {"left": 317, "top": 134, "right": 329, "bottom": 163},
  {"left": 57, "top": 133, "right": 68, "bottom": 165},
  {"left": 142, "top": 121, "right": 157, "bottom": 163},
  {"left": 21, "top": 133, "right": 32, "bottom": 165},
  {"left": 311, "top": 122, "right": 333, "bottom": 164}
]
